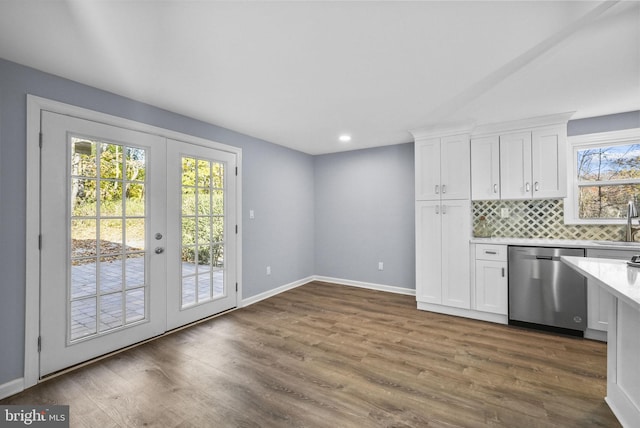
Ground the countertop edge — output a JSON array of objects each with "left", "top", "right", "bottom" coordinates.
[
  {"left": 470, "top": 237, "right": 640, "bottom": 251},
  {"left": 561, "top": 256, "right": 640, "bottom": 312}
]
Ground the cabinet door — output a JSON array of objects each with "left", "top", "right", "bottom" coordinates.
[
  {"left": 440, "top": 134, "right": 470, "bottom": 200},
  {"left": 532, "top": 126, "right": 566, "bottom": 198},
  {"left": 500, "top": 131, "right": 532, "bottom": 199},
  {"left": 416, "top": 201, "right": 442, "bottom": 304},
  {"left": 415, "top": 138, "right": 441, "bottom": 200},
  {"left": 471, "top": 136, "right": 500, "bottom": 200},
  {"left": 475, "top": 260, "right": 508, "bottom": 314},
  {"left": 441, "top": 200, "right": 471, "bottom": 309},
  {"left": 585, "top": 249, "right": 635, "bottom": 332}
]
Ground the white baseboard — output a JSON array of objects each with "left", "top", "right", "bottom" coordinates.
[
  {"left": 417, "top": 301, "right": 509, "bottom": 325},
  {"left": 313, "top": 276, "right": 416, "bottom": 296},
  {"left": 585, "top": 328, "right": 607, "bottom": 342},
  {"left": 0, "top": 377, "right": 24, "bottom": 400},
  {"left": 241, "top": 276, "right": 315, "bottom": 307},
  {"left": 241, "top": 275, "right": 416, "bottom": 307}
]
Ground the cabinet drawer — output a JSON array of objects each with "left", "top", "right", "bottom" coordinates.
[{"left": 475, "top": 244, "right": 507, "bottom": 261}]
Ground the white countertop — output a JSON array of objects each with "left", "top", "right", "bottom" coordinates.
[
  {"left": 471, "top": 237, "right": 640, "bottom": 251},
  {"left": 561, "top": 256, "right": 640, "bottom": 312}
]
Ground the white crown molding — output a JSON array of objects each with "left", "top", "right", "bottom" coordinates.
[
  {"left": 471, "top": 112, "right": 575, "bottom": 138},
  {"left": 409, "top": 121, "right": 475, "bottom": 140}
]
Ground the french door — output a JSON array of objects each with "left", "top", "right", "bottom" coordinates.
[{"left": 39, "top": 112, "right": 237, "bottom": 377}]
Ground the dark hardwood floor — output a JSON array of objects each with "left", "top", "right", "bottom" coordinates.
[{"left": 2, "top": 281, "right": 620, "bottom": 427}]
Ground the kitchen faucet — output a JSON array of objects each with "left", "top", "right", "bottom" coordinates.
[{"left": 625, "top": 200, "right": 639, "bottom": 241}]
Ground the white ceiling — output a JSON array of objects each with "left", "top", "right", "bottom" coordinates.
[{"left": 0, "top": 1, "right": 638, "bottom": 154}]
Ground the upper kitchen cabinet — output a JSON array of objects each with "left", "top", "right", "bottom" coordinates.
[
  {"left": 471, "top": 113, "right": 573, "bottom": 201},
  {"left": 471, "top": 135, "right": 500, "bottom": 200},
  {"left": 501, "top": 126, "right": 567, "bottom": 199},
  {"left": 414, "top": 134, "right": 470, "bottom": 200}
]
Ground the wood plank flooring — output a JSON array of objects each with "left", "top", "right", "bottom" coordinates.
[{"left": 2, "top": 281, "right": 620, "bottom": 427}]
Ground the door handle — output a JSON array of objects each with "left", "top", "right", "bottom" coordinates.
[
  {"left": 493, "top": 184, "right": 498, "bottom": 193},
  {"left": 155, "top": 247, "right": 165, "bottom": 254},
  {"left": 442, "top": 205, "right": 447, "bottom": 214},
  {"left": 435, "top": 184, "right": 439, "bottom": 194},
  {"left": 442, "top": 184, "right": 446, "bottom": 194},
  {"left": 525, "top": 182, "right": 531, "bottom": 192},
  {"left": 534, "top": 182, "right": 539, "bottom": 192},
  {"left": 435, "top": 205, "right": 439, "bottom": 214},
  {"left": 502, "top": 267, "right": 505, "bottom": 277}
]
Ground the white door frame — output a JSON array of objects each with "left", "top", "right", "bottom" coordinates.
[{"left": 25, "top": 95, "right": 242, "bottom": 388}]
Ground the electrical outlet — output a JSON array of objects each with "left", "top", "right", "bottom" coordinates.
[
  {"left": 378, "top": 262, "right": 384, "bottom": 271},
  {"left": 266, "top": 266, "right": 271, "bottom": 275}
]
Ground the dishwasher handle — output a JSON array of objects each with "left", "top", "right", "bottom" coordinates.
[{"left": 535, "top": 255, "right": 556, "bottom": 261}]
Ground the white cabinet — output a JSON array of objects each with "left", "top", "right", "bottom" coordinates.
[
  {"left": 471, "top": 136, "right": 500, "bottom": 200},
  {"left": 470, "top": 120, "right": 568, "bottom": 201},
  {"left": 474, "top": 244, "right": 508, "bottom": 315},
  {"left": 416, "top": 200, "right": 471, "bottom": 309},
  {"left": 500, "top": 126, "right": 567, "bottom": 200},
  {"left": 585, "top": 249, "right": 637, "bottom": 335},
  {"left": 415, "top": 134, "right": 470, "bottom": 200}
]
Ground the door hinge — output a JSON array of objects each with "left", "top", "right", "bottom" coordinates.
[
  {"left": 39, "top": 132, "right": 43, "bottom": 148},
  {"left": 37, "top": 336, "right": 41, "bottom": 353},
  {"left": 38, "top": 234, "right": 42, "bottom": 250}
]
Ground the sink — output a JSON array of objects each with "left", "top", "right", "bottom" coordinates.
[{"left": 592, "top": 241, "right": 640, "bottom": 247}]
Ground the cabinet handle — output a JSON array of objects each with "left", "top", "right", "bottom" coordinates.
[
  {"left": 534, "top": 181, "right": 539, "bottom": 191},
  {"left": 502, "top": 267, "right": 505, "bottom": 277},
  {"left": 435, "top": 184, "right": 439, "bottom": 194},
  {"left": 525, "top": 182, "right": 531, "bottom": 192},
  {"left": 435, "top": 205, "right": 439, "bottom": 214},
  {"left": 442, "top": 184, "right": 447, "bottom": 194},
  {"left": 442, "top": 205, "right": 447, "bottom": 214},
  {"left": 493, "top": 184, "right": 498, "bottom": 193},
  {"left": 485, "top": 251, "right": 497, "bottom": 255}
]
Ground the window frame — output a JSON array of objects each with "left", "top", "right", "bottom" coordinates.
[{"left": 565, "top": 127, "right": 640, "bottom": 225}]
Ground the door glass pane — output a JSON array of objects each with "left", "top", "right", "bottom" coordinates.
[
  {"left": 180, "top": 157, "right": 226, "bottom": 308},
  {"left": 69, "top": 136, "right": 148, "bottom": 342}
]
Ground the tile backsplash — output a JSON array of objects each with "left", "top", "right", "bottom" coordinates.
[{"left": 472, "top": 199, "right": 627, "bottom": 241}]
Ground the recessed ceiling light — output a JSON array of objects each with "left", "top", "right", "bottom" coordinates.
[{"left": 339, "top": 134, "right": 351, "bottom": 142}]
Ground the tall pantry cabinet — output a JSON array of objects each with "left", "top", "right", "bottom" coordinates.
[{"left": 413, "top": 131, "right": 472, "bottom": 312}]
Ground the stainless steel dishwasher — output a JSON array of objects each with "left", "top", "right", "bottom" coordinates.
[{"left": 508, "top": 246, "right": 587, "bottom": 336}]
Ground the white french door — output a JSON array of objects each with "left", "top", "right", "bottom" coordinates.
[
  {"left": 166, "top": 138, "right": 237, "bottom": 330},
  {"left": 39, "top": 112, "right": 237, "bottom": 377}
]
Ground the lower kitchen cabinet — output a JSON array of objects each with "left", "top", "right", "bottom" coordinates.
[
  {"left": 585, "top": 248, "right": 637, "bottom": 340},
  {"left": 474, "top": 244, "right": 508, "bottom": 315},
  {"left": 416, "top": 200, "right": 471, "bottom": 309}
]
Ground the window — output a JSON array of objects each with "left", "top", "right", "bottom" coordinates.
[{"left": 566, "top": 128, "right": 640, "bottom": 224}]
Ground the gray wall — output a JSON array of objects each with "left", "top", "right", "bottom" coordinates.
[
  {"left": 314, "top": 143, "right": 416, "bottom": 289},
  {"left": 568, "top": 110, "right": 640, "bottom": 136},
  {"left": 0, "top": 59, "right": 315, "bottom": 385}
]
